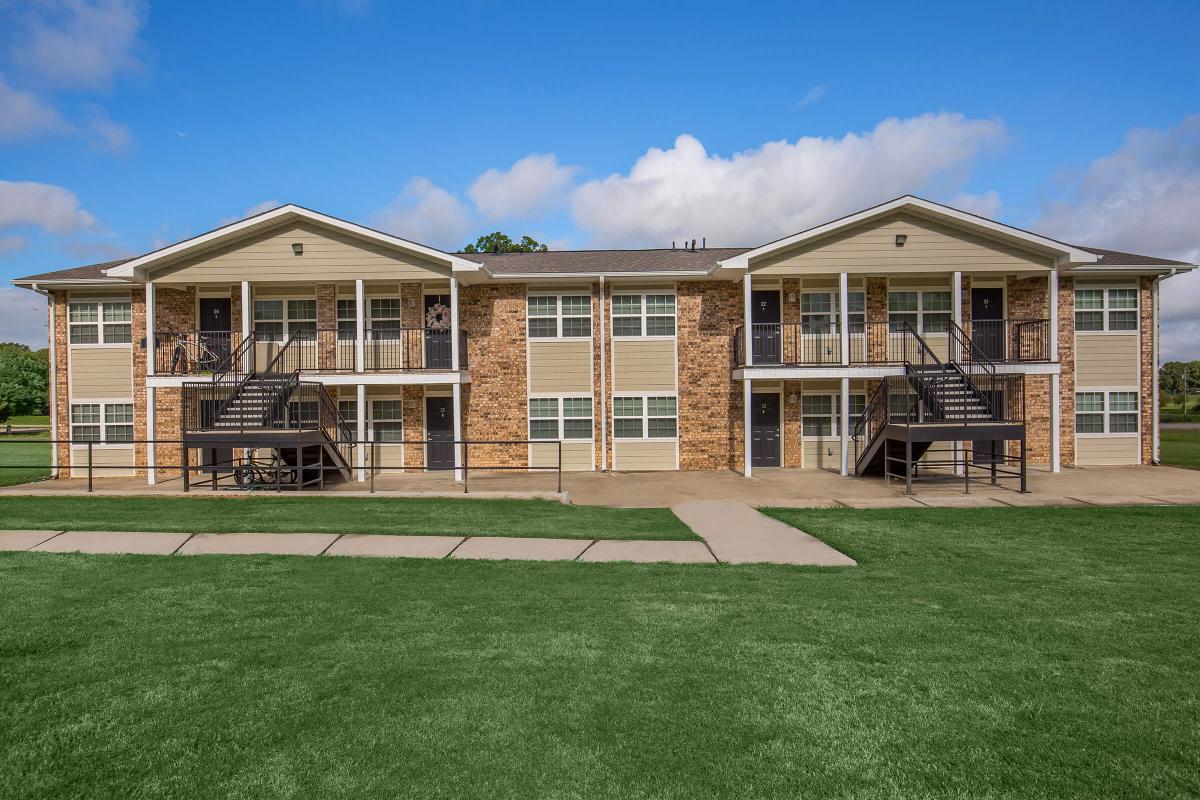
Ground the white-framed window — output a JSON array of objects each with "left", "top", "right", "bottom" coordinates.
[
  {"left": 889, "top": 290, "right": 951, "bottom": 334},
  {"left": 70, "top": 402, "right": 134, "bottom": 443},
  {"left": 253, "top": 298, "right": 317, "bottom": 342},
  {"left": 528, "top": 397, "right": 594, "bottom": 440},
  {"left": 527, "top": 294, "right": 592, "bottom": 339},
  {"left": 1075, "top": 287, "right": 1138, "bottom": 332},
  {"left": 336, "top": 298, "right": 357, "bottom": 341},
  {"left": 800, "top": 291, "right": 866, "bottom": 334},
  {"left": 1076, "top": 391, "right": 1138, "bottom": 434},
  {"left": 613, "top": 395, "right": 677, "bottom": 439},
  {"left": 68, "top": 300, "right": 131, "bottom": 345},
  {"left": 612, "top": 293, "right": 676, "bottom": 337},
  {"left": 368, "top": 297, "right": 403, "bottom": 339},
  {"left": 802, "top": 393, "right": 869, "bottom": 437},
  {"left": 338, "top": 399, "right": 358, "bottom": 439},
  {"left": 370, "top": 399, "right": 404, "bottom": 442}
]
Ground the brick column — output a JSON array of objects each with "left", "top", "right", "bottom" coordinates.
[
  {"left": 1058, "top": 277, "right": 1076, "bottom": 466},
  {"left": 131, "top": 288, "right": 148, "bottom": 475},
  {"left": 316, "top": 283, "right": 337, "bottom": 371},
  {"left": 783, "top": 382, "right": 802, "bottom": 467},
  {"left": 866, "top": 277, "right": 888, "bottom": 362},
  {"left": 1140, "top": 276, "right": 1155, "bottom": 464},
  {"left": 592, "top": 282, "right": 606, "bottom": 470},
  {"left": 154, "top": 387, "right": 183, "bottom": 479},
  {"left": 781, "top": 278, "right": 801, "bottom": 363},
  {"left": 51, "top": 291, "right": 70, "bottom": 475},
  {"left": 403, "top": 386, "right": 425, "bottom": 469},
  {"left": 459, "top": 284, "right": 527, "bottom": 467},
  {"left": 677, "top": 281, "right": 741, "bottom": 470},
  {"left": 960, "top": 274, "right": 972, "bottom": 331}
]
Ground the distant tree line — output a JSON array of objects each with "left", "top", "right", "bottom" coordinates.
[
  {"left": 1160, "top": 361, "right": 1200, "bottom": 418},
  {"left": 0, "top": 343, "right": 49, "bottom": 422},
  {"left": 460, "top": 232, "right": 549, "bottom": 254}
]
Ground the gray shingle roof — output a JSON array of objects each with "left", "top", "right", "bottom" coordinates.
[
  {"left": 467, "top": 247, "right": 750, "bottom": 275},
  {"left": 1080, "top": 247, "right": 1193, "bottom": 267},
  {"left": 15, "top": 259, "right": 132, "bottom": 283}
]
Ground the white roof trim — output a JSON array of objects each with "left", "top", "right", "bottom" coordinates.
[
  {"left": 104, "top": 204, "right": 483, "bottom": 278},
  {"left": 716, "top": 195, "right": 1099, "bottom": 269}
]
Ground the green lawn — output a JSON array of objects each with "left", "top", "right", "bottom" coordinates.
[
  {"left": 0, "top": 495, "right": 696, "bottom": 540},
  {"left": 4, "top": 414, "right": 50, "bottom": 426},
  {"left": 0, "top": 432, "right": 50, "bottom": 487},
  {"left": 2, "top": 506, "right": 1197, "bottom": 799},
  {"left": 1161, "top": 428, "right": 1200, "bottom": 470}
]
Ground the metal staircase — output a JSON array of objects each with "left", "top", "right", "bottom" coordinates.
[
  {"left": 181, "top": 331, "right": 354, "bottom": 490},
  {"left": 852, "top": 321, "right": 1027, "bottom": 492}
]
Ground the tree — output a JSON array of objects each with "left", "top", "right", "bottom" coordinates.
[
  {"left": 461, "top": 232, "right": 549, "bottom": 254},
  {"left": 0, "top": 343, "right": 49, "bottom": 421}
]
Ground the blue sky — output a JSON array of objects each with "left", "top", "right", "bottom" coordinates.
[{"left": 1, "top": 0, "right": 1199, "bottom": 355}]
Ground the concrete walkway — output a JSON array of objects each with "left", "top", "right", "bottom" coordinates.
[{"left": 672, "top": 501, "right": 856, "bottom": 566}]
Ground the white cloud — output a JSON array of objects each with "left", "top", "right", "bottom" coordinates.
[
  {"left": 0, "top": 74, "right": 67, "bottom": 142},
  {"left": 372, "top": 178, "right": 474, "bottom": 250},
  {"left": 952, "top": 190, "right": 1001, "bottom": 219},
  {"left": 468, "top": 154, "right": 578, "bottom": 220},
  {"left": 83, "top": 104, "right": 132, "bottom": 152},
  {"left": 0, "top": 235, "right": 28, "bottom": 256},
  {"left": 1036, "top": 116, "right": 1200, "bottom": 361},
  {"left": 570, "top": 113, "right": 1006, "bottom": 247},
  {"left": 797, "top": 84, "right": 827, "bottom": 108},
  {"left": 0, "top": 180, "right": 96, "bottom": 234},
  {"left": 0, "top": 288, "right": 49, "bottom": 348},
  {"left": 219, "top": 200, "right": 282, "bottom": 225},
  {"left": 8, "top": 0, "right": 148, "bottom": 90}
]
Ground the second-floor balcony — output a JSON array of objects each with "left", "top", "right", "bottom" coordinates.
[
  {"left": 735, "top": 318, "right": 1050, "bottom": 367},
  {"left": 154, "top": 327, "right": 468, "bottom": 376}
]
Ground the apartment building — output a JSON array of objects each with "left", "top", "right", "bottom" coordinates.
[{"left": 13, "top": 196, "right": 1193, "bottom": 488}]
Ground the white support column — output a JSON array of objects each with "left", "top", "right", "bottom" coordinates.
[
  {"left": 839, "top": 377, "right": 850, "bottom": 476},
  {"left": 450, "top": 276, "right": 460, "bottom": 372},
  {"left": 742, "top": 272, "right": 753, "bottom": 366},
  {"left": 145, "top": 281, "right": 156, "bottom": 376},
  {"left": 951, "top": 270, "right": 963, "bottom": 474},
  {"left": 1051, "top": 373, "right": 1061, "bottom": 473},
  {"left": 839, "top": 272, "right": 850, "bottom": 366},
  {"left": 1048, "top": 268, "right": 1059, "bottom": 360},
  {"left": 240, "top": 280, "right": 252, "bottom": 372},
  {"left": 1152, "top": 276, "right": 1161, "bottom": 464},
  {"left": 743, "top": 378, "right": 753, "bottom": 478},
  {"left": 146, "top": 387, "right": 156, "bottom": 485},
  {"left": 356, "top": 383, "right": 366, "bottom": 482},
  {"left": 598, "top": 277, "right": 608, "bottom": 472},
  {"left": 452, "top": 382, "right": 464, "bottom": 482},
  {"left": 46, "top": 291, "right": 58, "bottom": 478},
  {"left": 354, "top": 279, "right": 365, "bottom": 373}
]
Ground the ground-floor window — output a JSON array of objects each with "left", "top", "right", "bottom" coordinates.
[
  {"left": 1076, "top": 391, "right": 1138, "bottom": 434},
  {"left": 529, "top": 397, "right": 594, "bottom": 440},
  {"left": 70, "top": 402, "right": 134, "bottom": 443},
  {"left": 802, "top": 393, "right": 868, "bottom": 436},
  {"left": 338, "top": 399, "right": 358, "bottom": 439},
  {"left": 370, "top": 399, "right": 404, "bottom": 441},
  {"left": 613, "top": 395, "right": 677, "bottom": 439}
]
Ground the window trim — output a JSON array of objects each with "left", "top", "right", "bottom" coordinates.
[
  {"left": 800, "top": 392, "right": 868, "bottom": 438},
  {"left": 67, "top": 297, "right": 133, "bottom": 347},
  {"left": 887, "top": 286, "right": 953, "bottom": 335},
  {"left": 799, "top": 290, "right": 867, "bottom": 335},
  {"left": 68, "top": 400, "right": 135, "bottom": 448},
  {"left": 527, "top": 394, "right": 595, "bottom": 441},
  {"left": 1074, "top": 285, "right": 1140, "bottom": 335},
  {"left": 251, "top": 294, "right": 319, "bottom": 342},
  {"left": 610, "top": 290, "right": 677, "bottom": 340},
  {"left": 1075, "top": 388, "right": 1140, "bottom": 437},
  {"left": 612, "top": 393, "right": 678, "bottom": 441},
  {"left": 368, "top": 396, "right": 405, "bottom": 443},
  {"left": 526, "top": 291, "right": 593, "bottom": 341}
]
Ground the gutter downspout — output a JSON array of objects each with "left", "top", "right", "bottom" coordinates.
[
  {"left": 599, "top": 276, "right": 608, "bottom": 472},
  {"left": 1153, "top": 272, "right": 1168, "bottom": 464}
]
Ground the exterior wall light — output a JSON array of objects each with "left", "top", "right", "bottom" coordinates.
[
  {"left": 895, "top": 234, "right": 907, "bottom": 247},
  {"left": 291, "top": 242, "right": 304, "bottom": 256}
]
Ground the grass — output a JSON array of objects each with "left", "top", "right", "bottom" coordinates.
[
  {"left": 3, "top": 414, "right": 50, "bottom": 426},
  {"left": 2, "top": 505, "right": 1198, "bottom": 799},
  {"left": 0, "top": 494, "right": 696, "bottom": 540},
  {"left": 1161, "top": 428, "right": 1200, "bottom": 470},
  {"left": 0, "top": 432, "right": 49, "bottom": 487}
]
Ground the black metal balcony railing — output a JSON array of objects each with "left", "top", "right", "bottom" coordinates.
[
  {"left": 155, "top": 328, "right": 468, "bottom": 374},
  {"left": 967, "top": 319, "right": 1050, "bottom": 363}
]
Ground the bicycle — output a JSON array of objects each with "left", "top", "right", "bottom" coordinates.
[{"left": 169, "top": 332, "right": 221, "bottom": 374}]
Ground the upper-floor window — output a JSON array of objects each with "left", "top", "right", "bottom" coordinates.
[
  {"left": 801, "top": 291, "right": 866, "bottom": 334},
  {"left": 1076, "top": 391, "right": 1138, "bottom": 434},
  {"left": 613, "top": 293, "right": 675, "bottom": 337},
  {"left": 69, "top": 300, "right": 131, "bottom": 344},
  {"left": 1075, "top": 288, "right": 1137, "bottom": 332},
  {"left": 528, "top": 294, "right": 591, "bottom": 339},
  {"left": 70, "top": 402, "right": 133, "bottom": 443},
  {"left": 253, "top": 299, "right": 316, "bottom": 342},
  {"left": 889, "top": 290, "right": 951, "bottom": 334},
  {"left": 337, "top": 299, "right": 356, "bottom": 341}
]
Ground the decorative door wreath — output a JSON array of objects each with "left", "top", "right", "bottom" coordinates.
[{"left": 426, "top": 302, "right": 452, "bottom": 330}]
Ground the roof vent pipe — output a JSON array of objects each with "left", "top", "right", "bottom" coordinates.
[
  {"left": 702, "top": 237, "right": 706, "bottom": 249},
  {"left": 671, "top": 241, "right": 675, "bottom": 251},
  {"left": 691, "top": 239, "right": 696, "bottom": 251}
]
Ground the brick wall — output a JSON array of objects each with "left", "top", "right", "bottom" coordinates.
[
  {"left": 400, "top": 282, "right": 423, "bottom": 328},
  {"left": 316, "top": 283, "right": 337, "bottom": 367},
  {"left": 403, "top": 385, "right": 425, "bottom": 468},
  {"left": 866, "top": 277, "right": 888, "bottom": 360},
  {"left": 153, "top": 387, "right": 183, "bottom": 479},
  {"left": 677, "top": 280, "right": 742, "bottom": 470},
  {"left": 1007, "top": 275, "right": 1049, "bottom": 319},
  {"left": 1058, "top": 277, "right": 1076, "bottom": 466},
  {"left": 50, "top": 291, "right": 70, "bottom": 474},
  {"left": 155, "top": 286, "right": 195, "bottom": 331},
  {"left": 460, "top": 284, "right": 527, "bottom": 466},
  {"left": 1140, "top": 276, "right": 1155, "bottom": 464},
  {"left": 132, "top": 288, "right": 148, "bottom": 476},
  {"left": 592, "top": 282, "right": 607, "bottom": 469},
  {"left": 783, "top": 380, "right": 802, "bottom": 468}
]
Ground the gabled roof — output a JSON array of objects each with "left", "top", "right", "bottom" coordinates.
[
  {"left": 469, "top": 247, "right": 750, "bottom": 277},
  {"left": 102, "top": 203, "right": 484, "bottom": 279},
  {"left": 716, "top": 195, "right": 1101, "bottom": 270},
  {"left": 1078, "top": 247, "right": 1193, "bottom": 268}
]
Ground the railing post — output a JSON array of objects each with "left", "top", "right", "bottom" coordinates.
[
  {"left": 369, "top": 437, "right": 375, "bottom": 494},
  {"left": 182, "top": 443, "right": 190, "bottom": 492},
  {"left": 87, "top": 440, "right": 93, "bottom": 493},
  {"left": 463, "top": 441, "right": 469, "bottom": 494},
  {"left": 557, "top": 439, "right": 562, "bottom": 494},
  {"left": 1020, "top": 436, "right": 1028, "bottom": 493}
]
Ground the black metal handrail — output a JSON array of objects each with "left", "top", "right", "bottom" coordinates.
[{"left": 968, "top": 318, "right": 1050, "bottom": 363}]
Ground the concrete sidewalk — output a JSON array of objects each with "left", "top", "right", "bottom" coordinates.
[{"left": 672, "top": 501, "right": 856, "bottom": 566}]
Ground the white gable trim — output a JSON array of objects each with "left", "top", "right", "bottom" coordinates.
[
  {"left": 104, "top": 204, "right": 483, "bottom": 279},
  {"left": 715, "top": 195, "right": 1098, "bottom": 271}
]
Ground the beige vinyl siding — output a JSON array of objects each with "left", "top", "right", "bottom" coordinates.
[
  {"left": 529, "top": 340, "right": 592, "bottom": 393},
  {"left": 69, "top": 445, "right": 135, "bottom": 478},
  {"left": 530, "top": 440, "right": 593, "bottom": 471},
  {"left": 613, "top": 339, "right": 676, "bottom": 392},
  {"left": 153, "top": 221, "right": 451, "bottom": 283},
  {"left": 369, "top": 444, "right": 405, "bottom": 473},
  {"left": 1076, "top": 436, "right": 1139, "bottom": 465},
  {"left": 803, "top": 436, "right": 841, "bottom": 471},
  {"left": 1075, "top": 335, "right": 1139, "bottom": 387},
  {"left": 753, "top": 213, "right": 1054, "bottom": 275},
  {"left": 69, "top": 348, "right": 133, "bottom": 398},
  {"left": 614, "top": 440, "right": 676, "bottom": 471}
]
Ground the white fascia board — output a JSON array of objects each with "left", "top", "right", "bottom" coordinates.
[
  {"left": 483, "top": 270, "right": 712, "bottom": 281},
  {"left": 149, "top": 371, "right": 471, "bottom": 389},
  {"left": 1069, "top": 264, "right": 1196, "bottom": 276},
  {"left": 717, "top": 195, "right": 1099, "bottom": 270},
  {"left": 105, "top": 204, "right": 483, "bottom": 279},
  {"left": 11, "top": 278, "right": 131, "bottom": 289}
]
